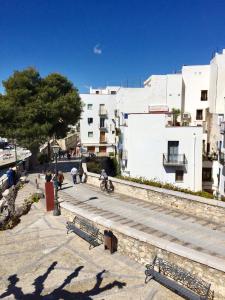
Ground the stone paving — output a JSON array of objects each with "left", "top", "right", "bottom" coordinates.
[
  {"left": 0, "top": 181, "right": 181, "bottom": 299},
  {"left": 50, "top": 172, "right": 225, "bottom": 262}
]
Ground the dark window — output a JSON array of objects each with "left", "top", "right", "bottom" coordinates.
[
  {"left": 175, "top": 170, "right": 183, "bottom": 182},
  {"left": 112, "top": 130, "right": 115, "bottom": 134},
  {"left": 168, "top": 141, "right": 179, "bottom": 161},
  {"left": 88, "top": 118, "right": 93, "bottom": 124},
  {"left": 87, "top": 104, "right": 93, "bottom": 110},
  {"left": 88, "top": 132, "right": 93, "bottom": 137},
  {"left": 202, "top": 168, "right": 212, "bottom": 181},
  {"left": 96, "top": 91, "right": 99, "bottom": 94},
  {"left": 207, "top": 142, "right": 210, "bottom": 154},
  {"left": 100, "top": 118, "right": 105, "bottom": 127},
  {"left": 201, "top": 90, "right": 208, "bottom": 101},
  {"left": 111, "top": 91, "right": 116, "bottom": 94},
  {"left": 196, "top": 109, "right": 203, "bottom": 120},
  {"left": 124, "top": 113, "right": 128, "bottom": 119}
]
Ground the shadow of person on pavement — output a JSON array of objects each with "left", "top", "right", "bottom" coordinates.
[{"left": 0, "top": 262, "right": 126, "bottom": 300}]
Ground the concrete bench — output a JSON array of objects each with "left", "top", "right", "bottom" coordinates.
[{"left": 145, "top": 256, "right": 214, "bottom": 300}]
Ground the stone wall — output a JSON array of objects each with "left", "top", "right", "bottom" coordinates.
[
  {"left": 61, "top": 206, "right": 225, "bottom": 299},
  {"left": 87, "top": 172, "right": 225, "bottom": 224}
]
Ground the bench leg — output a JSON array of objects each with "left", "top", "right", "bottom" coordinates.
[{"left": 145, "top": 275, "right": 153, "bottom": 284}]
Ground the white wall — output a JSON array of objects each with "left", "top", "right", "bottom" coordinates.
[
  {"left": 144, "top": 74, "right": 182, "bottom": 111},
  {"left": 80, "top": 87, "right": 117, "bottom": 152},
  {"left": 126, "top": 114, "right": 203, "bottom": 191},
  {"left": 182, "top": 65, "right": 210, "bottom": 125},
  {"left": 209, "top": 50, "right": 225, "bottom": 114}
]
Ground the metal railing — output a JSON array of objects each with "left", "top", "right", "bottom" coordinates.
[
  {"left": 99, "top": 138, "right": 108, "bottom": 144},
  {"left": 99, "top": 124, "right": 108, "bottom": 131},
  {"left": 163, "top": 154, "right": 187, "bottom": 166},
  {"left": 220, "top": 122, "right": 225, "bottom": 134}
]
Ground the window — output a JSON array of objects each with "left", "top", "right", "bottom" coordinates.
[
  {"left": 100, "top": 118, "right": 105, "bottom": 128},
  {"left": 111, "top": 91, "right": 116, "bottom": 95},
  {"left": 196, "top": 109, "right": 203, "bottom": 120},
  {"left": 168, "top": 141, "right": 179, "bottom": 162},
  {"left": 175, "top": 170, "right": 183, "bottom": 182},
  {"left": 202, "top": 168, "right": 212, "bottom": 181},
  {"left": 96, "top": 91, "right": 99, "bottom": 94},
  {"left": 201, "top": 90, "right": 208, "bottom": 101},
  {"left": 88, "top": 118, "right": 93, "bottom": 125},
  {"left": 112, "top": 130, "right": 115, "bottom": 134},
  {"left": 87, "top": 104, "right": 93, "bottom": 110},
  {"left": 88, "top": 132, "right": 93, "bottom": 137}
]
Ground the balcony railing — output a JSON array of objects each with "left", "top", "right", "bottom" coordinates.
[
  {"left": 99, "top": 108, "right": 108, "bottom": 116},
  {"left": 220, "top": 122, "right": 225, "bottom": 134},
  {"left": 99, "top": 124, "right": 108, "bottom": 131},
  {"left": 163, "top": 154, "right": 187, "bottom": 166},
  {"left": 219, "top": 152, "right": 225, "bottom": 165},
  {"left": 99, "top": 138, "right": 108, "bottom": 144}
]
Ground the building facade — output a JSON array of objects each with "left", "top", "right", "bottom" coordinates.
[
  {"left": 80, "top": 87, "right": 119, "bottom": 156},
  {"left": 80, "top": 49, "right": 225, "bottom": 195}
]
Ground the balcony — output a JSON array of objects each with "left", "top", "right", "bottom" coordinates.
[
  {"left": 99, "top": 138, "right": 108, "bottom": 144},
  {"left": 99, "top": 108, "right": 108, "bottom": 116},
  {"left": 219, "top": 152, "right": 225, "bottom": 165},
  {"left": 163, "top": 154, "right": 187, "bottom": 166},
  {"left": 220, "top": 122, "right": 225, "bottom": 134},
  {"left": 99, "top": 124, "right": 108, "bottom": 132}
]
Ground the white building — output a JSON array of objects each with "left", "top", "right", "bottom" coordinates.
[
  {"left": 144, "top": 74, "right": 183, "bottom": 111},
  {"left": 124, "top": 113, "right": 203, "bottom": 191},
  {"left": 207, "top": 50, "right": 225, "bottom": 197},
  {"left": 79, "top": 49, "right": 225, "bottom": 195},
  {"left": 80, "top": 87, "right": 119, "bottom": 155}
]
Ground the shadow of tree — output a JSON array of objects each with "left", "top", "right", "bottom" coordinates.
[{"left": 0, "top": 261, "right": 126, "bottom": 299}]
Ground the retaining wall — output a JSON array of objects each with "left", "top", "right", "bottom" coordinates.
[
  {"left": 61, "top": 203, "right": 225, "bottom": 299},
  {"left": 86, "top": 172, "right": 225, "bottom": 224}
]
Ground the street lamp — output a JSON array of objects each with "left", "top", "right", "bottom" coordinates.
[{"left": 52, "top": 143, "right": 61, "bottom": 216}]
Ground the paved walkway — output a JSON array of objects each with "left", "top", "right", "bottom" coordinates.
[
  {"left": 0, "top": 181, "right": 180, "bottom": 299},
  {"left": 49, "top": 172, "right": 225, "bottom": 262}
]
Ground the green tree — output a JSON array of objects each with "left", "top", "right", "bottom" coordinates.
[
  {"left": 0, "top": 68, "right": 83, "bottom": 161},
  {"left": 172, "top": 108, "right": 181, "bottom": 126}
]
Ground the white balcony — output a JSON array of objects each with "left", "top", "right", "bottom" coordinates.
[{"left": 99, "top": 108, "right": 108, "bottom": 116}]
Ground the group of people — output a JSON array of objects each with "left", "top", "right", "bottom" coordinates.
[
  {"left": 45, "top": 170, "right": 64, "bottom": 190},
  {"left": 70, "top": 166, "right": 86, "bottom": 184},
  {"left": 45, "top": 166, "right": 86, "bottom": 190}
]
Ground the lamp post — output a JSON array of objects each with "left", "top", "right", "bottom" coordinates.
[{"left": 52, "top": 143, "right": 61, "bottom": 216}]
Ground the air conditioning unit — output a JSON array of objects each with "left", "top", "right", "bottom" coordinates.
[{"left": 183, "top": 113, "right": 191, "bottom": 119}]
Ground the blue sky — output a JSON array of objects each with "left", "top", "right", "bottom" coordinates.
[{"left": 0, "top": 0, "right": 225, "bottom": 93}]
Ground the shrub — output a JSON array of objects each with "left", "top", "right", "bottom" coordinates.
[
  {"left": 87, "top": 161, "right": 102, "bottom": 174},
  {"left": 117, "top": 175, "right": 214, "bottom": 199}
]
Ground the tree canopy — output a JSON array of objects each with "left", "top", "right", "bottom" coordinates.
[{"left": 0, "top": 68, "right": 83, "bottom": 151}]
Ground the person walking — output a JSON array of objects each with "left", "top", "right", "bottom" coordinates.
[
  {"left": 57, "top": 171, "right": 64, "bottom": 190},
  {"left": 70, "top": 167, "right": 78, "bottom": 184},
  {"left": 6, "top": 167, "right": 14, "bottom": 187},
  {"left": 52, "top": 172, "right": 59, "bottom": 191},
  {"left": 45, "top": 170, "right": 52, "bottom": 182},
  {"left": 78, "top": 167, "right": 84, "bottom": 184}
]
